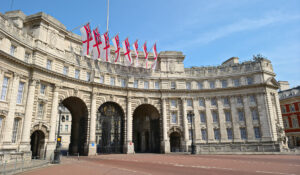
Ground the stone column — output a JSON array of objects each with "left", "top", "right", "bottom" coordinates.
[
  {"left": 243, "top": 95, "right": 255, "bottom": 141},
  {"left": 192, "top": 98, "right": 201, "bottom": 142},
  {"left": 161, "top": 98, "right": 170, "bottom": 153},
  {"left": 230, "top": 96, "right": 241, "bottom": 142},
  {"left": 126, "top": 95, "right": 134, "bottom": 153},
  {"left": 19, "top": 78, "right": 37, "bottom": 151},
  {"left": 205, "top": 98, "right": 214, "bottom": 142},
  {"left": 2, "top": 73, "right": 19, "bottom": 145},
  {"left": 88, "top": 92, "right": 97, "bottom": 155},
  {"left": 217, "top": 97, "right": 227, "bottom": 142},
  {"left": 181, "top": 98, "right": 189, "bottom": 151}
]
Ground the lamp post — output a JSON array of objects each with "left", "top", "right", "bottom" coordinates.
[
  {"left": 188, "top": 111, "right": 196, "bottom": 154},
  {"left": 53, "top": 100, "right": 63, "bottom": 163}
]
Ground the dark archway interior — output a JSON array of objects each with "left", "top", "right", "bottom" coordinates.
[
  {"left": 96, "top": 102, "right": 125, "bottom": 154},
  {"left": 62, "top": 97, "right": 88, "bottom": 155},
  {"left": 30, "top": 130, "right": 45, "bottom": 159},
  {"left": 133, "top": 104, "right": 160, "bottom": 153},
  {"left": 170, "top": 132, "right": 181, "bottom": 152}
]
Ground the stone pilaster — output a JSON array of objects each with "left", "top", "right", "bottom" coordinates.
[
  {"left": 161, "top": 97, "right": 170, "bottom": 153},
  {"left": 217, "top": 97, "right": 227, "bottom": 142},
  {"left": 181, "top": 98, "right": 189, "bottom": 151},
  {"left": 230, "top": 96, "right": 241, "bottom": 142},
  {"left": 19, "top": 78, "right": 37, "bottom": 151},
  {"left": 2, "top": 73, "right": 19, "bottom": 145},
  {"left": 192, "top": 98, "right": 201, "bottom": 142},
  {"left": 205, "top": 98, "right": 214, "bottom": 142},
  {"left": 243, "top": 95, "right": 255, "bottom": 141},
  {"left": 265, "top": 92, "right": 277, "bottom": 141},
  {"left": 256, "top": 93, "right": 272, "bottom": 141},
  {"left": 88, "top": 91, "right": 97, "bottom": 155},
  {"left": 126, "top": 95, "right": 134, "bottom": 153}
]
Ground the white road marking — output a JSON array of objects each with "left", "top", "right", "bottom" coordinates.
[{"left": 256, "top": 171, "right": 296, "bottom": 175}]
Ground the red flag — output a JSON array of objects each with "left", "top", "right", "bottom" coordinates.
[
  {"left": 112, "top": 34, "right": 121, "bottom": 63},
  {"left": 91, "top": 27, "right": 102, "bottom": 60},
  {"left": 122, "top": 38, "right": 132, "bottom": 65},
  {"left": 143, "top": 42, "right": 149, "bottom": 68},
  {"left": 133, "top": 40, "right": 139, "bottom": 67},
  {"left": 80, "top": 23, "right": 93, "bottom": 56},
  {"left": 102, "top": 32, "right": 110, "bottom": 62},
  {"left": 151, "top": 43, "right": 158, "bottom": 70}
]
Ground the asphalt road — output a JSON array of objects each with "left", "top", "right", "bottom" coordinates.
[{"left": 21, "top": 154, "right": 300, "bottom": 175}]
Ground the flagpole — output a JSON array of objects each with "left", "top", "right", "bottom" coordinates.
[
  {"left": 69, "top": 22, "right": 90, "bottom": 32},
  {"left": 107, "top": 0, "right": 109, "bottom": 32}
]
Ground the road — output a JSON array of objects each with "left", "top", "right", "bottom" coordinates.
[{"left": 21, "top": 154, "right": 300, "bottom": 175}]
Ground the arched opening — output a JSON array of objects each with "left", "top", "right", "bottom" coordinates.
[
  {"left": 96, "top": 102, "right": 125, "bottom": 154},
  {"left": 30, "top": 130, "right": 45, "bottom": 159},
  {"left": 133, "top": 104, "right": 161, "bottom": 153},
  {"left": 170, "top": 132, "right": 181, "bottom": 152},
  {"left": 61, "top": 97, "right": 88, "bottom": 155}
]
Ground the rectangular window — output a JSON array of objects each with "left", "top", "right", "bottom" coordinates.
[
  {"left": 63, "top": 66, "right": 69, "bottom": 75},
  {"left": 234, "top": 79, "right": 240, "bottom": 87},
  {"left": 144, "top": 81, "right": 149, "bottom": 89},
  {"left": 237, "top": 96, "right": 243, "bottom": 104},
  {"left": 209, "top": 81, "right": 215, "bottom": 89},
  {"left": 46, "top": 60, "right": 52, "bottom": 70},
  {"left": 199, "top": 98, "right": 205, "bottom": 107},
  {"left": 134, "top": 80, "right": 138, "bottom": 88},
  {"left": 86, "top": 72, "right": 91, "bottom": 81},
  {"left": 1, "top": 77, "right": 9, "bottom": 101},
  {"left": 283, "top": 118, "right": 289, "bottom": 128},
  {"left": 247, "top": 77, "right": 253, "bottom": 85},
  {"left": 99, "top": 76, "right": 104, "bottom": 83},
  {"left": 212, "top": 111, "right": 218, "bottom": 123},
  {"left": 240, "top": 128, "right": 247, "bottom": 140},
  {"left": 238, "top": 110, "right": 245, "bottom": 121},
  {"left": 186, "top": 82, "right": 191, "bottom": 90},
  {"left": 171, "top": 112, "right": 177, "bottom": 124},
  {"left": 223, "top": 97, "right": 229, "bottom": 106},
  {"left": 292, "top": 117, "right": 299, "bottom": 128},
  {"left": 187, "top": 99, "right": 192, "bottom": 107},
  {"left": 75, "top": 69, "right": 80, "bottom": 79},
  {"left": 254, "top": 127, "right": 261, "bottom": 139},
  {"left": 214, "top": 129, "right": 220, "bottom": 140},
  {"left": 0, "top": 117, "right": 3, "bottom": 135},
  {"left": 211, "top": 98, "right": 217, "bottom": 106},
  {"left": 121, "top": 79, "right": 126, "bottom": 87},
  {"left": 200, "top": 112, "right": 206, "bottom": 123},
  {"left": 10, "top": 45, "right": 16, "bottom": 56},
  {"left": 110, "top": 77, "right": 115, "bottom": 86},
  {"left": 290, "top": 104, "right": 295, "bottom": 112},
  {"left": 24, "top": 52, "right": 30, "bottom": 63},
  {"left": 12, "top": 118, "right": 20, "bottom": 143},
  {"left": 281, "top": 106, "right": 286, "bottom": 113},
  {"left": 189, "top": 129, "right": 193, "bottom": 140},
  {"left": 38, "top": 103, "right": 44, "bottom": 118},
  {"left": 171, "top": 100, "right": 177, "bottom": 107},
  {"left": 201, "top": 129, "right": 207, "bottom": 140},
  {"left": 221, "top": 80, "right": 227, "bottom": 88},
  {"left": 65, "top": 125, "right": 68, "bottom": 132},
  {"left": 155, "top": 81, "right": 160, "bottom": 89},
  {"left": 249, "top": 95, "right": 256, "bottom": 103},
  {"left": 197, "top": 82, "right": 203, "bottom": 89},
  {"left": 16, "top": 82, "right": 25, "bottom": 104},
  {"left": 251, "top": 109, "right": 259, "bottom": 120},
  {"left": 225, "top": 111, "right": 231, "bottom": 122},
  {"left": 40, "top": 84, "right": 46, "bottom": 95},
  {"left": 227, "top": 128, "right": 233, "bottom": 140},
  {"left": 171, "top": 82, "right": 176, "bottom": 89},
  {"left": 66, "top": 115, "right": 69, "bottom": 121}
]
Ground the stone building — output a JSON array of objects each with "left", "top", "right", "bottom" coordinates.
[
  {"left": 0, "top": 10, "right": 286, "bottom": 162},
  {"left": 278, "top": 82, "right": 300, "bottom": 148}
]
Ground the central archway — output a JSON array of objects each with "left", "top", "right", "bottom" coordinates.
[
  {"left": 61, "top": 97, "right": 88, "bottom": 155},
  {"left": 133, "top": 104, "right": 161, "bottom": 153}
]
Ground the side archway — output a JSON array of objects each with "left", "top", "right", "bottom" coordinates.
[{"left": 30, "top": 130, "right": 45, "bottom": 159}]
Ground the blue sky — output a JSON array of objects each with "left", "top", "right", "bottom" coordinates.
[{"left": 1, "top": 0, "right": 300, "bottom": 87}]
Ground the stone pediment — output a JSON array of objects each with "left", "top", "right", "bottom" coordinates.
[{"left": 266, "top": 77, "right": 280, "bottom": 88}]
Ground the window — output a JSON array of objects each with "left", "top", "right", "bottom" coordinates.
[
  {"left": 249, "top": 95, "right": 256, "bottom": 103},
  {"left": 223, "top": 97, "right": 229, "bottom": 106},
  {"left": 290, "top": 104, "right": 295, "bottom": 112},
  {"left": 134, "top": 80, "right": 138, "bottom": 88},
  {"left": 238, "top": 110, "right": 245, "bottom": 121},
  {"left": 24, "top": 52, "right": 30, "bottom": 63},
  {"left": 189, "top": 129, "right": 193, "bottom": 140},
  {"left": 171, "top": 100, "right": 177, "bottom": 107},
  {"left": 283, "top": 118, "right": 289, "bottom": 128},
  {"left": 12, "top": 118, "right": 20, "bottom": 143},
  {"left": 40, "top": 84, "right": 46, "bottom": 95},
  {"left": 75, "top": 69, "right": 80, "bottom": 79},
  {"left": 251, "top": 109, "right": 259, "bottom": 120},
  {"left": 234, "top": 79, "right": 240, "bottom": 87},
  {"left": 65, "top": 125, "right": 69, "bottom": 132},
  {"left": 61, "top": 115, "right": 65, "bottom": 122},
  {"left": 232, "top": 66, "right": 238, "bottom": 71},
  {"left": 214, "top": 129, "right": 220, "bottom": 140},
  {"left": 144, "top": 81, "right": 149, "bottom": 89},
  {"left": 10, "top": 45, "right": 16, "bottom": 56},
  {"left": 121, "top": 79, "right": 126, "bottom": 87},
  {"left": 16, "top": 82, "right": 25, "bottom": 104},
  {"left": 281, "top": 106, "right": 286, "bottom": 113},
  {"left": 237, "top": 96, "right": 243, "bottom": 104},
  {"left": 46, "top": 60, "right": 52, "bottom": 70},
  {"left": 171, "top": 82, "right": 176, "bottom": 89},
  {"left": 197, "top": 82, "right": 203, "bottom": 89},
  {"left": 99, "top": 76, "right": 104, "bottom": 83},
  {"left": 211, "top": 98, "right": 217, "bottom": 106},
  {"left": 254, "top": 127, "right": 261, "bottom": 139},
  {"left": 200, "top": 112, "right": 206, "bottom": 123},
  {"left": 110, "top": 77, "right": 115, "bottom": 86},
  {"left": 186, "top": 82, "right": 191, "bottom": 90},
  {"left": 212, "top": 111, "right": 218, "bottom": 123},
  {"left": 171, "top": 112, "right": 177, "bottom": 124},
  {"left": 187, "top": 112, "right": 193, "bottom": 123},
  {"left": 155, "top": 81, "right": 160, "bottom": 89},
  {"left": 37, "top": 103, "right": 44, "bottom": 118},
  {"left": 199, "top": 98, "right": 205, "bottom": 107},
  {"left": 0, "top": 116, "right": 3, "bottom": 135},
  {"left": 201, "top": 129, "right": 207, "bottom": 140},
  {"left": 292, "top": 117, "right": 299, "bottom": 128},
  {"left": 227, "top": 128, "right": 233, "bottom": 140},
  {"left": 63, "top": 66, "right": 69, "bottom": 75},
  {"left": 187, "top": 99, "right": 192, "bottom": 107},
  {"left": 209, "top": 81, "right": 215, "bottom": 89},
  {"left": 221, "top": 80, "right": 227, "bottom": 88},
  {"left": 66, "top": 115, "right": 69, "bottom": 121},
  {"left": 86, "top": 72, "right": 91, "bottom": 81},
  {"left": 1, "top": 77, "right": 9, "bottom": 101},
  {"left": 240, "top": 128, "right": 247, "bottom": 140},
  {"left": 247, "top": 77, "right": 253, "bottom": 85},
  {"left": 225, "top": 111, "right": 231, "bottom": 122}
]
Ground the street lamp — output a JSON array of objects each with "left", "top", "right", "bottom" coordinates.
[
  {"left": 188, "top": 111, "right": 196, "bottom": 154},
  {"left": 53, "top": 100, "right": 63, "bottom": 163}
]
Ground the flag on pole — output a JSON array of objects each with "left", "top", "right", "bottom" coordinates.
[
  {"left": 112, "top": 34, "right": 121, "bottom": 63},
  {"left": 142, "top": 41, "right": 149, "bottom": 69},
  {"left": 101, "top": 32, "right": 110, "bottom": 62},
  {"left": 122, "top": 38, "right": 132, "bottom": 65},
  {"left": 91, "top": 27, "right": 102, "bottom": 60},
  {"left": 133, "top": 40, "right": 139, "bottom": 67},
  {"left": 151, "top": 43, "right": 158, "bottom": 70},
  {"left": 80, "top": 23, "right": 93, "bottom": 56}
]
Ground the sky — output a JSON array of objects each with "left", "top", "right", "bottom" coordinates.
[{"left": 1, "top": 0, "right": 300, "bottom": 87}]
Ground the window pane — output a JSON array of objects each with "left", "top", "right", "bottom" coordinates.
[
  {"left": 155, "top": 81, "right": 159, "bottom": 89},
  {"left": 214, "top": 129, "right": 220, "bottom": 140},
  {"left": 200, "top": 112, "right": 206, "bottom": 123},
  {"left": 75, "top": 70, "right": 80, "bottom": 79},
  {"left": 186, "top": 82, "right": 191, "bottom": 90},
  {"left": 222, "top": 80, "right": 227, "bottom": 88},
  {"left": 199, "top": 98, "right": 205, "bottom": 107},
  {"left": 212, "top": 111, "right": 218, "bottom": 122},
  {"left": 144, "top": 81, "right": 149, "bottom": 89},
  {"left": 234, "top": 79, "right": 240, "bottom": 87},
  {"left": 17, "top": 82, "right": 25, "bottom": 104},
  {"left": 171, "top": 113, "right": 177, "bottom": 123},
  {"left": 110, "top": 77, "right": 115, "bottom": 86},
  {"left": 12, "top": 118, "right": 20, "bottom": 143},
  {"left": 1, "top": 77, "right": 9, "bottom": 100},
  {"left": 134, "top": 80, "right": 138, "bottom": 88},
  {"left": 254, "top": 127, "right": 261, "bottom": 139},
  {"left": 227, "top": 128, "right": 233, "bottom": 140},
  {"left": 225, "top": 111, "right": 231, "bottom": 122},
  {"left": 209, "top": 81, "right": 215, "bottom": 88},
  {"left": 198, "top": 82, "right": 203, "bottom": 89},
  {"left": 171, "top": 82, "right": 176, "bottom": 89},
  {"left": 240, "top": 128, "right": 247, "bottom": 140},
  {"left": 187, "top": 99, "right": 192, "bottom": 106},
  {"left": 201, "top": 129, "right": 207, "bottom": 140},
  {"left": 238, "top": 111, "right": 244, "bottom": 121},
  {"left": 63, "top": 66, "right": 69, "bottom": 75},
  {"left": 40, "top": 84, "right": 46, "bottom": 94}
]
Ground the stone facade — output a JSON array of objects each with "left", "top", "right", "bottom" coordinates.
[{"left": 0, "top": 10, "right": 286, "bottom": 162}]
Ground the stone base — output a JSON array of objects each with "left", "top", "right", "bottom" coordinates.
[
  {"left": 88, "top": 142, "right": 97, "bottom": 156},
  {"left": 161, "top": 140, "right": 170, "bottom": 153},
  {"left": 126, "top": 141, "right": 135, "bottom": 154},
  {"left": 45, "top": 142, "right": 56, "bottom": 161},
  {"left": 18, "top": 142, "right": 31, "bottom": 152}
]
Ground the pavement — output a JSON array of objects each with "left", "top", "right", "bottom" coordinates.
[{"left": 20, "top": 154, "right": 300, "bottom": 175}]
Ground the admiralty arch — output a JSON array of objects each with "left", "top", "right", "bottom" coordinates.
[{"left": 0, "top": 11, "right": 287, "bottom": 161}]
